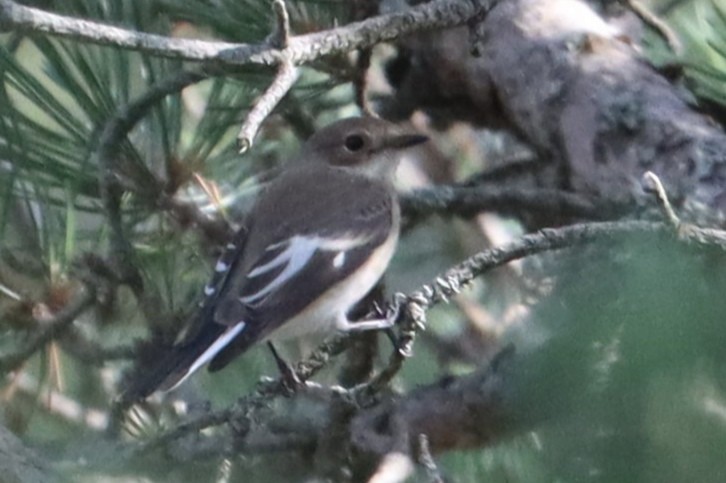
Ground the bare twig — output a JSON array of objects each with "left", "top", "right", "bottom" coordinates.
[
  {"left": 351, "top": 0, "right": 378, "bottom": 116},
  {"left": 157, "top": 195, "right": 233, "bottom": 246},
  {"left": 235, "top": 0, "right": 299, "bottom": 152},
  {"left": 137, "top": 334, "right": 350, "bottom": 451},
  {"left": 417, "top": 434, "right": 445, "bottom": 483},
  {"left": 623, "top": 0, "right": 682, "bottom": 55},
  {"left": 418, "top": 434, "right": 444, "bottom": 483},
  {"left": 271, "top": 0, "right": 291, "bottom": 49},
  {"left": 237, "top": 59, "right": 299, "bottom": 153},
  {"left": 362, "top": 219, "right": 726, "bottom": 392},
  {"left": 0, "top": 287, "right": 95, "bottom": 373},
  {"left": 0, "top": 0, "right": 500, "bottom": 67},
  {"left": 642, "top": 171, "right": 680, "bottom": 230},
  {"left": 11, "top": 372, "right": 108, "bottom": 431},
  {"left": 354, "top": 47, "right": 374, "bottom": 115}
]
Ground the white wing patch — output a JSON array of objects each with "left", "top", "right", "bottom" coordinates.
[
  {"left": 241, "top": 234, "right": 368, "bottom": 306},
  {"left": 165, "top": 322, "right": 247, "bottom": 392}
]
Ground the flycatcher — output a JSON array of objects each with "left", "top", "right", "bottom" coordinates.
[{"left": 123, "top": 117, "right": 427, "bottom": 400}]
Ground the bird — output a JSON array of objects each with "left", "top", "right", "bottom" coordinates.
[{"left": 121, "top": 116, "right": 428, "bottom": 401}]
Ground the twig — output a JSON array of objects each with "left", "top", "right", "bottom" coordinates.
[
  {"left": 642, "top": 171, "right": 680, "bottom": 230},
  {"left": 137, "top": 334, "right": 351, "bottom": 451},
  {"left": 0, "top": 288, "right": 95, "bottom": 373},
  {"left": 235, "top": 1, "right": 298, "bottom": 152},
  {"left": 237, "top": 59, "right": 299, "bottom": 153},
  {"left": 0, "top": 282, "right": 21, "bottom": 301},
  {"left": 216, "top": 458, "right": 233, "bottom": 483},
  {"left": 354, "top": 48, "right": 374, "bottom": 115},
  {"left": 624, "top": 0, "right": 682, "bottom": 55},
  {"left": 157, "top": 195, "right": 232, "bottom": 246},
  {"left": 417, "top": 434, "right": 445, "bottom": 483},
  {"left": 270, "top": 0, "right": 290, "bottom": 49},
  {"left": 361, "top": 219, "right": 726, "bottom": 393},
  {"left": 0, "top": 0, "right": 500, "bottom": 66},
  {"left": 11, "top": 372, "right": 108, "bottom": 431}
]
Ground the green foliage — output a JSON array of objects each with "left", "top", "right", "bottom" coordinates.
[
  {"left": 644, "top": 0, "right": 726, "bottom": 110},
  {"left": 500, "top": 237, "right": 726, "bottom": 482}
]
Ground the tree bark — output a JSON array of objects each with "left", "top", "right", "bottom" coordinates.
[{"left": 391, "top": 0, "right": 726, "bottom": 225}]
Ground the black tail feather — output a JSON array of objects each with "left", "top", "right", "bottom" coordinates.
[{"left": 119, "top": 325, "right": 225, "bottom": 403}]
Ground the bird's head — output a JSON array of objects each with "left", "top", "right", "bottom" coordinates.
[{"left": 300, "top": 117, "right": 428, "bottom": 179}]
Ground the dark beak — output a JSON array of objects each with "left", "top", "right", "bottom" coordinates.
[{"left": 386, "top": 134, "right": 429, "bottom": 150}]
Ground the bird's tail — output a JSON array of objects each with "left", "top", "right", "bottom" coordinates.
[{"left": 119, "top": 323, "right": 237, "bottom": 403}]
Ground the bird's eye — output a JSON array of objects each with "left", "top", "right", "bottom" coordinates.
[{"left": 344, "top": 134, "right": 365, "bottom": 152}]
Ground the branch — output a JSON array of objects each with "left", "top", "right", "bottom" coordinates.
[
  {"left": 623, "top": 0, "right": 682, "bottom": 55},
  {"left": 642, "top": 171, "right": 680, "bottom": 229},
  {"left": 0, "top": 287, "right": 95, "bottom": 373},
  {"left": 11, "top": 372, "right": 109, "bottom": 431},
  {"left": 157, "top": 195, "right": 233, "bottom": 246},
  {"left": 0, "top": 0, "right": 500, "bottom": 66},
  {"left": 135, "top": 334, "right": 352, "bottom": 452},
  {"left": 270, "top": 0, "right": 291, "bottom": 49},
  {"left": 352, "top": 347, "right": 513, "bottom": 458},
  {"left": 417, "top": 434, "right": 445, "bottom": 483},
  {"left": 360, "top": 219, "right": 726, "bottom": 394},
  {"left": 401, "top": 185, "right": 610, "bottom": 223},
  {"left": 127, "top": 216, "right": 726, "bottom": 459},
  {"left": 237, "top": 59, "right": 299, "bottom": 152}
]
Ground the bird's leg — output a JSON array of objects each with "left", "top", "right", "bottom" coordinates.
[
  {"left": 267, "top": 342, "right": 302, "bottom": 391},
  {"left": 384, "top": 327, "right": 400, "bottom": 352}
]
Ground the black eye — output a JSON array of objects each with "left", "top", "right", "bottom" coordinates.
[{"left": 344, "top": 134, "right": 365, "bottom": 152}]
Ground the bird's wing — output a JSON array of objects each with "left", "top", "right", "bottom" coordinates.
[{"left": 207, "top": 169, "right": 397, "bottom": 371}]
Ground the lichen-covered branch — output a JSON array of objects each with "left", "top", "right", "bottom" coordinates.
[
  {"left": 0, "top": 0, "right": 499, "bottom": 66},
  {"left": 123, "top": 215, "right": 726, "bottom": 463},
  {"left": 237, "top": 59, "right": 299, "bottom": 152},
  {"left": 401, "top": 185, "right": 610, "bottom": 223}
]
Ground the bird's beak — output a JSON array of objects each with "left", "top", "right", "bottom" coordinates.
[{"left": 385, "top": 133, "right": 429, "bottom": 150}]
